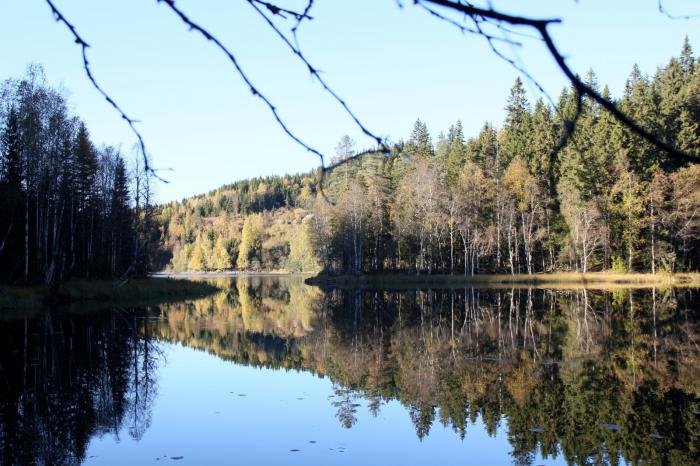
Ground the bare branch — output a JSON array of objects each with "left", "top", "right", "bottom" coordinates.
[
  {"left": 421, "top": 0, "right": 700, "bottom": 164},
  {"left": 160, "top": 0, "right": 388, "bottom": 203},
  {"left": 292, "top": 0, "right": 315, "bottom": 42},
  {"left": 416, "top": 2, "right": 523, "bottom": 46},
  {"left": 247, "top": 0, "right": 388, "bottom": 150},
  {"left": 41, "top": 0, "right": 168, "bottom": 181},
  {"left": 157, "top": 0, "right": 330, "bottom": 169},
  {"left": 658, "top": 0, "right": 700, "bottom": 20},
  {"left": 250, "top": 0, "right": 313, "bottom": 21}
]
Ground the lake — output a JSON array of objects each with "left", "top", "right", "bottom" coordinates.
[{"left": 1, "top": 276, "right": 699, "bottom": 465}]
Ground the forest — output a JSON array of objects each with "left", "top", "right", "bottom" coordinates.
[
  {"left": 156, "top": 38, "right": 700, "bottom": 276},
  {"left": 0, "top": 66, "right": 155, "bottom": 285},
  {"left": 4, "top": 40, "right": 700, "bottom": 281}
]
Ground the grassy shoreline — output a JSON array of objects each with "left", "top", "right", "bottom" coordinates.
[
  {"left": 305, "top": 271, "right": 700, "bottom": 290},
  {"left": 0, "top": 278, "right": 219, "bottom": 313}
]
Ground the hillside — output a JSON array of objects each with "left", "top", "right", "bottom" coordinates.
[
  {"left": 156, "top": 39, "right": 700, "bottom": 277},
  {"left": 156, "top": 172, "right": 322, "bottom": 272}
]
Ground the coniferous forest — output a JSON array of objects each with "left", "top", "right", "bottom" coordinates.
[
  {"left": 0, "top": 66, "right": 151, "bottom": 285},
  {"left": 156, "top": 39, "right": 700, "bottom": 276},
  {"left": 4, "top": 41, "right": 700, "bottom": 281}
]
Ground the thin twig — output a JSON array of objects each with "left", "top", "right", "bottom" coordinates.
[
  {"left": 658, "top": 0, "right": 700, "bottom": 20},
  {"left": 250, "top": 0, "right": 313, "bottom": 21},
  {"left": 247, "top": 0, "right": 387, "bottom": 149},
  {"left": 157, "top": 0, "right": 328, "bottom": 167},
  {"left": 41, "top": 0, "right": 168, "bottom": 181}
]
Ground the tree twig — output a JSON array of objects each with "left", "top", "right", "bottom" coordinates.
[
  {"left": 421, "top": 0, "right": 700, "bottom": 164},
  {"left": 41, "top": 0, "right": 168, "bottom": 181}
]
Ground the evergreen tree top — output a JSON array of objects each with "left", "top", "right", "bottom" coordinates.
[
  {"left": 681, "top": 35, "right": 695, "bottom": 77},
  {"left": 505, "top": 77, "right": 529, "bottom": 129}
]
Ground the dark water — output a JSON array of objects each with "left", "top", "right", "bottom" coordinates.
[{"left": 1, "top": 277, "right": 699, "bottom": 465}]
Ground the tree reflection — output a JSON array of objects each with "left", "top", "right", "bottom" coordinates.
[
  {"left": 146, "top": 280, "right": 700, "bottom": 465},
  {"left": 1, "top": 279, "right": 699, "bottom": 465},
  {"left": 0, "top": 309, "right": 160, "bottom": 465}
]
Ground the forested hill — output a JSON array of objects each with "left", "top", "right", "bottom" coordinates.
[
  {"left": 156, "top": 38, "right": 700, "bottom": 276},
  {"left": 156, "top": 171, "right": 320, "bottom": 272}
]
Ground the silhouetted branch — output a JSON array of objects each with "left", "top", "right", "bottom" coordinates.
[
  {"left": 416, "top": 2, "right": 522, "bottom": 46},
  {"left": 158, "top": 0, "right": 388, "bottom": 204},
  {"left": 44, "top": 0, "right": 700, "bottom": 199},
  {"left": 247, "top": 1, "right": 387, "bottom": 149},
  {"left": 157, "top": 0, "right": 333, "bottom": 168},
  {"left": 420, "top": 0, "right": 700, "bottom": 164},
  {"left": 658, "top": 0, "right": 700, "bottom": 20},
  {"left": 41, "top": 0, "right": 169, "bottom": 181},
  {"left": 292, "top": 0, "right": 315, "bottom": 43},
  {"left": 250, "top": 0, "right": 313, "bottom": 21}
]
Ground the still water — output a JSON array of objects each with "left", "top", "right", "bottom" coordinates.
[{"left": 1, "top": 277, "right": 699, "bottom": 465}]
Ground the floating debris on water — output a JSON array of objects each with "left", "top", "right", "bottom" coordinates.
[
  {"left": 170, "top": 456, "right": 184, "bottom": 461},
  {"left": 289, "top": 449, "right": 300, "bottom": 452}
]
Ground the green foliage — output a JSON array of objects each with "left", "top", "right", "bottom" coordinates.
[
  {"left": 153, "top": 40, "right": 700, "bottom": 277},
  {"left": 612, "top": 256, "right": 628, "bottom": 273},
  {"left": 0, "top": 67, "right": 138, "bottom": 283}
]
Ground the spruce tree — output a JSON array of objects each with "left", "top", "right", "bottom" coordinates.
[
  {"left": 1, "top": 108, "right": 22, "bottom": 189},
  {"left": 406, "top": 119, "right": 433, "bottom": 159},
  {"left": 502, "top": 78, "right": 531, "bottom": 164},
  {"left": 680, "top": 35, "right": 695, "bottom": 78},
  {"left": 445, "top": 120, "right": 466, "bottom": 187}
]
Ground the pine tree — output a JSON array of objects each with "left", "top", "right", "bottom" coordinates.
[
  {"left": 445, "top": 120, "right": 466, "bottom": 187},
  {"left": 680, "top": 35, "right": 695, "bottom": 78},
  {"left": 502, "top": 78, "right": 531, "bottom": 164},
  {"left": 110, "top": 155, "right": 131, "bottom": 273},
  {"left": 1, "top": 107, "right": 22, "bottom": 189},
  {"left": 74, "top": 123, "right": 98, "bottom": 208},
  {"left": 406, "top": 119, "right": 433, "bottom": 159}
]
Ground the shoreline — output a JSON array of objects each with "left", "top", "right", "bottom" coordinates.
[
  {"left": 150, "top": 271, "right": 315, "bottom": 279},
  {"left": 304, "top": 271, "right": 700, "bottom": 290},
  {"left": 0, "top": 278, "right": 218, "bottom": 315}
]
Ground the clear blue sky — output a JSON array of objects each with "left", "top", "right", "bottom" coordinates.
[{"left": 1, "top": 1, "right": 698, "bottom": 202}]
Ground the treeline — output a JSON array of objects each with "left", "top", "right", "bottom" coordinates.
[
  {"left": 157, "top": 39, "right": 700, "bottom": 276},
  {"left": 0, "top": 66, "right": 151, "bottom": 284},
  {"left": 194, "top": 173, "right": 312, "bottom": 216},
  {"left": 311, "top": 38, "right": 700, "bottom": 275}
]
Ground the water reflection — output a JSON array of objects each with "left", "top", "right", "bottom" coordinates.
[
  {"left": 1, "top": 277, "right": 699, "bottom": 465},
  {"left": 0, "top": 310, "right": 159, "bottom": 465}
]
